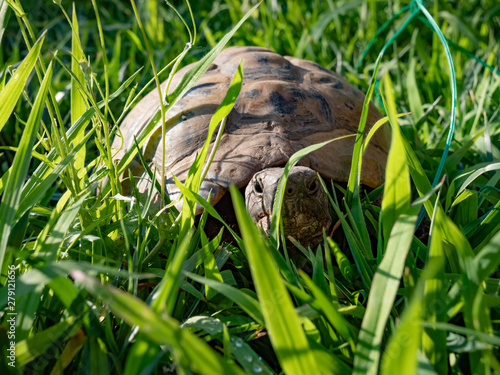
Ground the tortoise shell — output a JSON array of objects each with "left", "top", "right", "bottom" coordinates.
[{"left": 112, "top": 46, "right": 390, "bottom": 207}]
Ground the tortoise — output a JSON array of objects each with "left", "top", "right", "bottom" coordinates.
[{"left": 112, "top": 46, "right": 390, "bottom": 251}]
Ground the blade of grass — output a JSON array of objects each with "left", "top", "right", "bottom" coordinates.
[
  {"left": 352, "top": 204, "right": 420, "bottom": 375},
  {"left": 13, "top": 128, "right": 95, "bottom": 225},
  {"left": 414, "top": 0, "right": 458, "bottom": 227},
  {"left": 0, "top": 33, "right": 44, "bottom": 133},
  {"left": 123, "top": 334, "right": 160, "bottom": 375},
  {"left": 0, "top": 261, "right": 155, "bottom": 310},
  {"left": 320, "top": 177, "right": 373, "bottom": 291},
  {"left": 380, "top": 73, "right": 411, "bottom": 244},
  {"left": 299, "top": 270, "right": 356, "bottom": 348},
  {"left": 0, "top": 59, "right": 52, "bottom": 272},
  {"left": 455, "top": 162, "right": 500, "bottom": 198},
  {"left": 422, "top": 322, "right": 500, "bottom": 347},
  {"left": 16, "top": 317, "right": 80, "bottom": 367},
  {"left": 70, "top": 5, "right": 88, "bottom": 175},
  {"left": 469, "top": 199, "right": 500, "bottom": 250},
  {"left": 325, "top": 236, "right": 354, "bottom": 285},
  {"left": 129, "top": 0, "right": 188, "bottom": 207},
  {"left": 199, "top": 230, "right": 224, "bottom": 300},
  {"left": 437, "top": 206, "right": 494, "bottom": 374},
  {"left": 346, "top": 196, "right": 372, "bottom": 259},
  {"left": 150, "top": 228, "right": 193, "bottom": 315},
  {"left": 49, "top": 329, "right": 86, "bottom": 375},
  {"left": 353, "top": 204, "right": 421, "bottom": 374},
  {"left": 381, "top": 257, "right": 444, "bottom": 375},
  {"left": 351, "top": 139, "right": 443, "bottom": 375},
  {"left": 346, "top": 51, "right": 382, "bottom": 205},
  {"left": 0, "top": 0, "right": 10, "bottom": 46},
  {"left": 230, "top": 185, "right": 318, "bottom": 375},
  {"left": 33, "top": 191, "right": 89, "bottom": 262},
  {"left": 361, "top": 114, "right": 406, "bottom": 156},
  {"left": 406, "top": 31, "right": 424, "bottom": 122},
  {"left": 71, "top": 270, "right": 245, "bottom": 375},
  {"left": 401, "top": 131, "right": 435, "bottom": 220},
  {"left": 172, "top": 175, "right": 242, "bottom": 245},
  {"left": 178, "top": 60, "right": 243, "bottom": 238},
  {"left": 227, "top": 335, "right": 275, "bottom": 375},
  {"left": 185, "top": 271, "right": 264, "bottom": 324},
  {"left": 422, "top": 203, "right": 448, "bottom": 374}
]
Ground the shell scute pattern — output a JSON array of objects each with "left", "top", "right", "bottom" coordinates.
[{"left": 112, "top": 46, "right": 390, "bottom": 208}]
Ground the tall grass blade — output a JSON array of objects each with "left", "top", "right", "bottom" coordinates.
[
  {"left": 473, "top": 229, "right": 500, "bottom": 284},
  {"left": 380, "top": 73, "right": 411, "bottom": 243},
  {"left": 401, "top": 134, "right": 435, "bottom": 219},
  {"left": 123, "top": 335, "right": 160, "bottom": 375},
  {"left": 0, "top": 34, "right": 44, "bottom": 133},
  {"left": 13, "top": 129, "right": 95, "bottom": 224},
  {"left": 345, "top": 54, "right": 381, "bottom": 204},
  {"left": 414, "top": 0, "right": 457, "bottom": 208},
  {"left": 171, "top": 177, "right": 242, "bottom": 244},
  {"left": 16, "top": 317, "right": 79, "bottom": 367},
  {"left": 437, "top": 208, "right": 493, "bottom": 374},
  {"left": 456, "top": 162, "right": 500, "bottom": 197},
  {"left": 70, "top": 5, "right": 88, "bottom": 174},
  {"left": 199, "top": 231, "right": 224, "bottom": 300},
  {"left": 34, "top": 191, "right": 89, "bottom": 262},
  {"left": 361, "top": 114, "right": 404, "bottom": 156},
  {"left": 228, "top": 335, "right": 275, "bottom": 374},
  {"left": 230, "top": 185, "right": 318, "bottom": 374},
  {"left": 421, "top": 322, "right": 500, "bottom": 347},
  {"left": 381, "top": 257, "right": 443, "bottom": 375},
  {"left": 3, "top": 0, "right": 22, "bottom": 17},
  {"left": 0, "top": 261, "right": 152, "bottom": 310},
  {"left": 0, "top": 60, "right": 52, "bottom": 272},
  {"left": 353, "top": 69, "right": 438, "bottom": 370},
  {"left": 0, "top": 0, "right": 10, "bottom": 46},
  {"left": 178, "top": 61, "right": 243, "bottom": 238},
  {"left": 406, "top": 39, "right": 424, "bottom": 121},
  {"left": 151, "top": 228, "right": 193, "bottom": 315},
  {"left": 469, "top": 199, "right": 500, "bottom": 250},
  {"left": 352, "top": 204, "right": 420, "bottom": 375},
  {"left": 300, "top": 271, "right": 356, "bottom": 348},
  {"left": 71, "top": 270, "right": 246, "bottom": 375},
  {"left": 422, "top": 205, "right": 450, "bottom": 374},
  {"left": 185, "top": 272, "right": 264, "bottom": 324}
]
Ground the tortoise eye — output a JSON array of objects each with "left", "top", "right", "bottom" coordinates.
[
  {"left": 308, "top": 178, "right": 318, "bottom": 194},
  {"left": 254, "top": 179, "right": 263, "bottom": 194}
]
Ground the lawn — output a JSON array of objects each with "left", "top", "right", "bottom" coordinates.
[{"left": 0, "top": 0, "right": 499, "bottom": 374}]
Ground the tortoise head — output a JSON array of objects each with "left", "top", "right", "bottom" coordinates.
[{"left": 244, "top": 166, "right": 332, "bottom": 262}]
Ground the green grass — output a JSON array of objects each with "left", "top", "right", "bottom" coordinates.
[{"left": 1, "top": 0, "right": 499, "bottom": 374}]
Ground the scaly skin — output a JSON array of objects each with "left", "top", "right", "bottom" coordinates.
[{"left": 245, "top": 166, "right": 332, "bottom": 264}]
